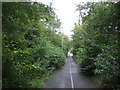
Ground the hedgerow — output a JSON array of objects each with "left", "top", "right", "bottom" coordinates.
[
  {"left": 2, "top": 2, "right": 69, "bottom": 88},
  {"left": 72, "top": 2, "right": 120, "bottom": 88}
]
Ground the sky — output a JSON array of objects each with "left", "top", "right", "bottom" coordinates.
[{"left": 31, "top": 0, "right": 105, "bottom": 39}]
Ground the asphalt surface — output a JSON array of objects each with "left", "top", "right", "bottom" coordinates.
[{"left": 44, "top": 56, "right": 100, "bottom": 88}]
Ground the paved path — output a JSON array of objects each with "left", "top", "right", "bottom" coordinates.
[{"left": 44, "top": 56, "right": 100, "bottom": 88}]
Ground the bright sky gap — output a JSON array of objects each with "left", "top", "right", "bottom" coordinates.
[{"left": 31, "top": 0, "right": 116, "bottom": 39}]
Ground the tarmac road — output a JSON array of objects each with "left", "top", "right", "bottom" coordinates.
[{"left": 44, "top": 56, "right": 101, "bottom": 88}]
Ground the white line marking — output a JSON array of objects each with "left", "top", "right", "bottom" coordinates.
[{"left": 69, "top": 57, "right": 74, "bottom": 90}]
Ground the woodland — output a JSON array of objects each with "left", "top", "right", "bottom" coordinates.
[{"left": 2, "top": 1, "right": 120, "bottom": 88}]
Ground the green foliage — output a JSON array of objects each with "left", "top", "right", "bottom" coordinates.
[
  {"left": 44, "top": 42, "right": 66, "bottom": 69},
  {"left": 72, "top": 2, "right": 120, "bottom": 88},
  {"left": 2, "top": 2, "right": 69, "bottom": 88}
]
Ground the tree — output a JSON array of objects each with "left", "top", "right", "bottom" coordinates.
[
  {"left": 2, "top": 2, "right": 70, "bottom": 88},
  {"left": 72, "top": 2, "right": 120, "bottom": 88}
]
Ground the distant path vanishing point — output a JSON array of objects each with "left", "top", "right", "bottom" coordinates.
[{"left": 44, "top": 56, "right": 101, "bottom": 88}]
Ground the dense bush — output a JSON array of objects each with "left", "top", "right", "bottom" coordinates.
[
  {"left": 44, "top": 42, "right": 66, "bottom": 69},
  {"left": 72, "top": 2, "right": 120, "bottom": 88},
  {"left": 2, "top": 2, "right": 69, "bottom": 88}
]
